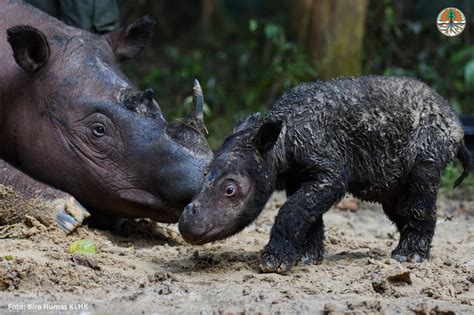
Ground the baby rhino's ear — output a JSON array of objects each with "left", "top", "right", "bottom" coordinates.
[{"left": 253, "top": 121, "right": 283, "bottom": 155}]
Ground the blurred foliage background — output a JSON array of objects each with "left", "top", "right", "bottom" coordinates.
[
  {"left": 122, "top": 0, "right": 474, "bottom": 191},
  {"left": 120, "top": 0, "right": 474, "bottom": 150},
  {"left": 120, "top": 0, "right": 474, "bottom": 192},
  {"left": 24, "top": 0, "right": 473, "bottom": 191}
]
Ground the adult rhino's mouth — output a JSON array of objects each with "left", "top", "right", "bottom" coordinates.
[{"left": 116, "top": 188, "right": 182, "bottom": 223}]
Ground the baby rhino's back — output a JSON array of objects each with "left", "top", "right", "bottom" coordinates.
[
  {"left": 338, "top": 77, "right": 462, "bottom": 199},
  {"left": 272, "top": 76, "right": 464, "bottom": 201}
]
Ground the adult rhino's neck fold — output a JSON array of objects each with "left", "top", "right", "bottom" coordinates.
[{"left": 0, "top": 98, "right": 22, "bottom": 163}]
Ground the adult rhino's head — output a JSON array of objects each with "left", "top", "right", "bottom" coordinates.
[{"left": 5, "top": 17, "right": 212, "bottom": 222}]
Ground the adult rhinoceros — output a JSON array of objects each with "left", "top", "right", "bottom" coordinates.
[{"left": 0, "top": 0, "right": 212, "bottom": 232}]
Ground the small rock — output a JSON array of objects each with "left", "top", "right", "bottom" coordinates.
[
  {"left": 410, "top": 303, "right": 428, "bottom": 315},
  {"left": 261, "top": 276, "right": 275, "bottom": 283},
  {"left": 255, "top": 227, "right": 266, "bottom": 233},
  {"left": 387, "top": 271, "right": 412, "bottom": 285},
  {"left": 323, "top": 303, "right": 339, "bottom": 314},
  {"left": 372, "top": 280, "right": 388, "bottom": 293},
  {"left": 157, "top": 285, "right": 172, "bottom": 295},
  {"left": 336, "top": 198, "right": 358, "bottom": 211},
  {"left": 70, "top": 255, "right": 100, "bottom": 270},
  {"left": 254, "top": 294, "right": 265, "bottom": 302},
  {"left": 467, "top": 275, "right": 474, "bottom": 283},
  {"left": 0, "top": 275, "right": 9, "bottom": 291},
  {"left": 430, "top": 306, "right": 455, "bottom": 315},
  {"left": 150, "top": 272, "right": 176, "bottom": 283}
]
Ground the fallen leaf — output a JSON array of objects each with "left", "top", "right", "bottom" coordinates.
[{"left": 69, "top": 239, "right": 97, "bottom": 254}]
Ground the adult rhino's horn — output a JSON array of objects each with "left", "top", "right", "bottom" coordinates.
[
  {"left": 192, "top": 79, "right": 204, "bottom": 122},
  {"left": 144, "top": 88, "right": 154, "bottom": 103},
  {"left": 143, "top": 88, "right": 161, "bottom": 114}
]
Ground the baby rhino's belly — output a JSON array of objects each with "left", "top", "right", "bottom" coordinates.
[
  {"left": 347, "top": 151, "right": 409, "bottom": 202},
  {"left": 347, "top": 180, "right": 400, "bottom": 202}
]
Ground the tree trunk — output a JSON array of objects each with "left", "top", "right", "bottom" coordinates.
[
  {"left": 291, "top": 0, "right": 368, "bottom": 80},
  {"left": 201, "top": 0, "right": 215, "bottom": 28}
]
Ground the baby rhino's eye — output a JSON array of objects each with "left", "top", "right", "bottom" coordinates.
[{"left": 225, "top": 184, "right": 236, "bottom": 197}]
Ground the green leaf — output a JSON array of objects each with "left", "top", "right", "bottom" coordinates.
[
  {"left": 264, "top": 23, "right": 282, "bottom": 40},
  {"left": 69, "top": 240, "right": 97, "bottom": 254},
  {"left": 248, "top": 19, "right": 258, "bottom": 32},
  {"left": 450, "top": 45, "right": 474, "bottom": 63}
]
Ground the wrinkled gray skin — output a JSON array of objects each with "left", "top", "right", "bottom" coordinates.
[
  {"left": 180, "top": 76, "right": 470, "bottom": 273},
  {"left": 0, "top": 0, "right": 212, "bottom": 227}
]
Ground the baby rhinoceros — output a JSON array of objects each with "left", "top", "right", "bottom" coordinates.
[{"left": 179, "top": 76, "right": 471, "bottom": 273}]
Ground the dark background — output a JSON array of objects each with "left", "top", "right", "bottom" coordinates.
[
  {"left": 28, "top": 0, "right": 474, "bottom": 148},
  {"left": 117, "top": 0, "right": 474, "bottom": 149}
]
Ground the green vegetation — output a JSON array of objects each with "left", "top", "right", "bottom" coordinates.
[
  {"left": 441, "top": 163, "right": 474, "bottom": 188},
  {"left": 124, "top": 1, "right": 316, "bottom": 148},
  {"left": 122, "top": 1, "right": 474, "bottom": 190},
  {"left": 364, "top": 1, "right": 474, "bottom": 115}
]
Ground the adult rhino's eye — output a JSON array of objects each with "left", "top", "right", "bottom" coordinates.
[
  {"left": 225, "top": 184, "right": 236, "bottom": 197},
  {"left": 92, "top": 123, "right": 106, "bottom": 137}
]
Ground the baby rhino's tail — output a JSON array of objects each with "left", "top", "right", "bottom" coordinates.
[{"left": 454, "top": 143, "right": 472, "bottom": 188}]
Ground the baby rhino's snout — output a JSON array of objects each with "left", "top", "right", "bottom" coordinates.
[{"left": 178, "top": 202, "right": 210, "bottom": 244}]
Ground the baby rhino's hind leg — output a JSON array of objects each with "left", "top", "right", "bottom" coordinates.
[
  {"left": 389, "top": 160, "right": 440, "bottom": 263},
  {"left": 302, "top": 218, "right": 325, "bottom": 264}
]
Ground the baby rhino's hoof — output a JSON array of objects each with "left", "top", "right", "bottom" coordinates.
[
  {"left": 259, "top": 246, "right": 299, "bottom": 274},
  {"left": 302, "top": 252, "right": 323, "bottom": 265},
  {"left": 392, "top": 252, "right": 426, "bottom": 263},
  {"left": 260, "top": 254, "right": 295, "bottom": 274},
  {"left": 54, "top": 197, "right": 90, "bottom": 234}
]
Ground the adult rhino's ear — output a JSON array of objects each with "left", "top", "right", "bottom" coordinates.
[
  {"left": 253, "top": 121, "right": 283, "bottom": 155},
  {"left": 7, "top": 25, "right": 50, "bottom": 73},
  {"left": 106, "top": 15, "right": 155, "bottom": 62}
]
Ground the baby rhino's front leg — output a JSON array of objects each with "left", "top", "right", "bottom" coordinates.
[{"left": 260, "top": 172, "right": 346, "bottom": 273}]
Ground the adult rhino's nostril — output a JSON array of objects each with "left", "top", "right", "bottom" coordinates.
[{"left": 185, "top": 203, "right": 196, "bottom": 215}]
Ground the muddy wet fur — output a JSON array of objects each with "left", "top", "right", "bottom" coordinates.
[{"left": 179, "top": 76, "right": 471, "bottom": 273}]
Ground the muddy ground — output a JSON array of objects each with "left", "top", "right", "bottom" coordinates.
[{"left": 0, "top": 192, "right": 473, "bottom": 314}]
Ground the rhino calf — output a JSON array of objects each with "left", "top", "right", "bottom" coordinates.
[{"left": 179, "top": 76, "right": 471, "bottom": 273}]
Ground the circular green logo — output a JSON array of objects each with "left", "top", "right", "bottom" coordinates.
[{"left": 437, "top": 7, "right": 466, "bottom": 37}]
